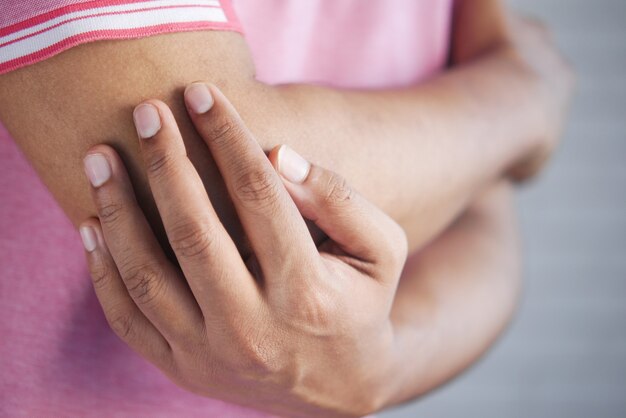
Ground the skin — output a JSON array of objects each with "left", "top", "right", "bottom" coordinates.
[
  {"left": 80, "top": 84, "right": 408, "bottom": 417},
  {"left": 80, "top": 84, "right": 518, "bottom": 417},
  {"left": 0, "top": 3, "right": 572, "bottom": 256},
  {"left": 0, "top": 0, "right": 574, "bottom": 414},
  {"left": 386, "top": 180, "right": 520, "bottom": 405}
]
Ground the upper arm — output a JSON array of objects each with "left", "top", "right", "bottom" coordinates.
[{"left": 0, "top": 31, "right": 260, "bottom": 246}]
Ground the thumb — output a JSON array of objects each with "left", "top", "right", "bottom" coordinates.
[{"left": 269, "top": 145, "right": 407, "bottom": 279}]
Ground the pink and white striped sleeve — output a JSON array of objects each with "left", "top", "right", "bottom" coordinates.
[{"left": 0, "top": 0, "right": 242, "bottom": 75}]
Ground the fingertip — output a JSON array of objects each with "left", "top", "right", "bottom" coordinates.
[
  {"left": 83, "top": 146, "right": 134, "bottom": 191},
  {"left": 83, "top": 152, "right": 112, "bottom": 188},
  {"left": 80, "top": 219, "right": 111, "bottom": 254},
  {"left": 275, "top": 145, "right": 311, "bottom": 184},
  {"left": 184, "top": 82, "right": 214, "bottom": 115},
  {"left": 268, "top": 144, "right": 281, "bottom": 170},
  {"left": 133, "top": 102, "right": 162, "bottom": 139},
  {"left": 79, "top": 221, "right": 100, "bottom": 253}
]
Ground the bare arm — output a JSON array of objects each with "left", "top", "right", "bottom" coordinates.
[
  {"left": 382, "top": 180, "right": 521, "bottom": 407},
  {"left": 74, "top": 83, "right": 518, "bottom": 417},
  {"left": 373, "top": 3, "right": 572, "bottom": 403},
  {"left": 0, "top": 1, "right": 570, "bottom": 253}
]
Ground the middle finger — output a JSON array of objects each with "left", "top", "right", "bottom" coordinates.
[{"left": 184, "top": 83, "right": 319, "bottom": 282}]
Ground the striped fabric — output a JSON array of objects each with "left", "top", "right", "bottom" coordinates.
[{"left": 0, "top": 0, "right": 241, "bottom": 75}]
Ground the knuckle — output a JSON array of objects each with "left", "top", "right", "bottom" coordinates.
[
  {"left": 234, "top": 169, "right": 281, "bottom": 210},
  {"left": 282, "top": 282, "right": 338, "bottom": 331},
  {"left": 123, "top": 264, "right": 166, "bottom": 307},
  {"left": 89, "top": 256, "right": 113, "bottom": 290},
  {"left": 230, "top": 321, "right": 288, "bottom": 383},
  {"left": 98, "top": 201, "right": 124, "bottom": 226},
  {"left": 107, "top": 309, "right": 135, "bottom": 340},
  {"left": 145, "top": 152, "right": 180, "bottom": 180},
  {"left": 323, "top": 173, "right": 354, "bottom": 207},
  {"left": 168, "top": 220, "right": 218, "bottom": 260},
  {"left": 239, "top": 331, "right": 277, "bottom": 375},
  {"left": 206, "top": 119, "right": 246, "bottom": 148},
  {"left": 300, "top": 296, "right": 335, "bottom": 329}
]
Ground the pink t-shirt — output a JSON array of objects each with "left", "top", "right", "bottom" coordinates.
[{"left": 0, "top": 1, "right": 452, "bottom": 415}]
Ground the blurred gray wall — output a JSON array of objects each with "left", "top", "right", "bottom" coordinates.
[{"left": 382, "top": 0, "right": 626, "bottom": 417}]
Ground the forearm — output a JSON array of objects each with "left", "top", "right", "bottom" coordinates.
[
  {"left": 267, "top": 46, "right": 540, "bottom": 251},
  {"left": 0, "top": 30, "right": 541, "bottom": 253},
  {"left": 248, "top": 0, "right": 536, "bottom": 252},
  {"left": 380, "top": 181, "right": 521, "bottom": 407}
]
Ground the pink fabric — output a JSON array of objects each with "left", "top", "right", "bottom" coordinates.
[
  {"left": 235, "top": 0, "right": 452, "bottom": 89},
  {"left": 0, "top": 1, "right": 242, "bottom": 74},
  {"left": 0, "top": 0, "right": 453, "bottom": 416}
]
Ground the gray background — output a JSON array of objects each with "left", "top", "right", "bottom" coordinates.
[{"left": 382, "top": 0, "right": 626, "bottom": 417}]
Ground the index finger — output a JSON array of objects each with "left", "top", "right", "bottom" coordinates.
[{"left": 184, "top": 83, "right": 319, "bottom": 280}]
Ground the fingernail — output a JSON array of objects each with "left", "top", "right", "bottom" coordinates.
[
  {"left": 80, "top": 226, "right": 97, "bottom": 252},
  {"left": 133, "top": 104, "right": 161, "bottom": 138},
  {"left": 84, "top": 153, "right": 111, "bottom": 188},
  {"left": 185, "top": 83, "right": 214, "bottom": 114},
  {"left": 277, "top": 145, "right": 310, "bottom": 184}
]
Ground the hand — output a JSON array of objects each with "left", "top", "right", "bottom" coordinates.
[
  {"left": 505, "top": 13, "right": 576, "bottom": 181},
  {"left": 79, "top": 83, "right": 407, "bottom": 417}
]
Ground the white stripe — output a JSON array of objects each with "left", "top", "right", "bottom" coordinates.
[
  {"left": 0, "top": 6, "right": 227, "bottom": 64},
  {"left": 0, "top": 0, "right": 220, "bottom": 44}
]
